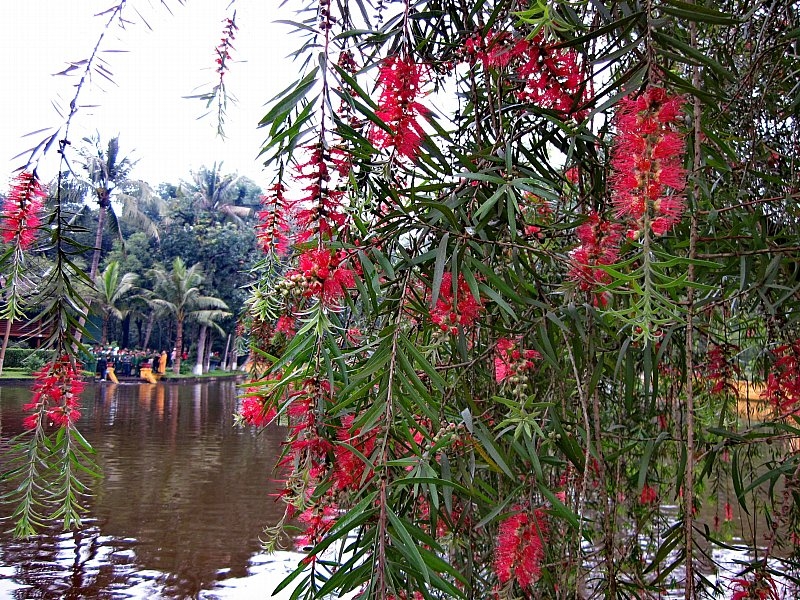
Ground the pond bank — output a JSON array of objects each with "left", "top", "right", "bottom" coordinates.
[{"left": 0, "top": 371, "right": 246, "bottom": 386}]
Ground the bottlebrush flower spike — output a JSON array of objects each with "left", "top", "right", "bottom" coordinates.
[
  {"left": 371, "top": 56, "right": 429, "bottom": 160},
  {"left": 610, "top": 87, "right": 686, "bottom": 236},
  {"left": 239, "top": 388, "right": 277, "bottom": 427},
  {"left": 494, "top": 505, "right": 548, "bottom": 591},
  {"left": 567, "top": 211, "right": 623, "bottom": 306},
  {"left": 765, "top": 341, "right": 800, "bottom": 411},
  {"left": 291, "top": 144, "right": 348, "bottom": 242},
  {"left": 2, "top": 171, "right": 46, "bottom": 249},
  {"left": 430, "top": 273, "right": 484, "bottom": 334},
  {"left": 23, "top": 355, "right": 84, "bottom": 429},
  {"left": 495, "top": 338, "right": 541, "bottom": 384},
  {"left": 214, "top": 14, "right": 238, "bottom": 78},
  {"left": 288, "top": 248, "right": 355, "bottom": 304},
  {"left": 463, "top": 30, "right": 588, "bottom": 119},
  {"left": 256, "top": 183, "right": 291, "bottom": 256}
]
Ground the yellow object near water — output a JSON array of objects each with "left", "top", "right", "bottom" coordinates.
[
  {"left": 106, "top": 366, "right": 119, "bottom": 384},
  {"left": 140, "top": 366, "right": 159, "bottom": 384}
]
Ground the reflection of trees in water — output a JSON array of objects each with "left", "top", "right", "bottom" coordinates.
[{"left": 0, "top": 381, "right": 287, "bottom": 598}]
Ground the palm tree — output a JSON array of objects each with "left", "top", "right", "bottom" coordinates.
[
  {"left": 86, "top": 261, "right": 138, "bottom": 345},
  {"left": 181, "top": 163, "right": 252, "bottom": 226},
  {"left": 80, "top": 135, "right": 136, "bottom": 280},
  {"left": 149, "top": 257, "right": 229, "bottom": 374}
]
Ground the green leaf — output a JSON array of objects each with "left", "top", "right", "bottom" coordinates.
[{"left": 387, "top": 506, "right": 430, "bottom": 583}]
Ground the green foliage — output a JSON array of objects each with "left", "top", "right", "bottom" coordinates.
[
  {"left": 5, "top": 0, "right": 800, "bottom": 598},
  {"left": 20, "top": 350, "right": 55, "bottom": 374}
]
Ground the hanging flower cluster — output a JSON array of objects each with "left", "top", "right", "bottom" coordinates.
[
  {"left": 567, "top": 211, "right": 623, "bottom": 306},
  {"left": 255, "top": 183, "right": 290, "bottom": 256},
  {"left": 494, "top": 338, "right": 541, "bottom": 384},
  {"left": 291, "top": 144, "right": 349, "bottom": 242},
  {"left": 639, "top": 483, "right": 659, "bottom": 506},
  {"left": 765, "top": 341, "right": 800, "bottom": 411},
  {"left": 2, "top": 171, "right": 46, "bottom": 249},
  {"left": 464, "top": 30, "right": 587, "bottom": 119},
  {"left": 729, "top": 573, "right": 780, "bottom": 600},
  {"left": 430, "top": 273, "right": 484, "bottom": 335},
  {"left": 272, "top": 379, "right": 376, "bottom": 556},
  {"left": 371, "top": 56, "right": 429, "bottom": 160},
  {"left": 494, "top": 505, "right": 548, "bottom": 593},
  {"left": 239, "top": 387, "right": 277, "bottom": 427},
  {"left": 285, "top": 248, "right": 355, "bottom": 304},
  {"left": 704, "top": 342, "right": 741, "bottom": 395},
  {"left": 331, "top": 414, "right": 375, "bottom": 491},
  {"left": 611, "top": 87, "right": 686, "bottom": 237},
  {"left": 23, "top": 355, "right": 84, "bottom": 430}
]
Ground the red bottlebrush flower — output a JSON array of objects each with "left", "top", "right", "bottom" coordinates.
[
  {"left": 610, "top": 87, "right": 686, "bottom": 236},
  {"left": 331, "top": 414, "right": 375, "bottom": 490},
  {"left": 256, "top": 183, "right": 291, "bottom": 256},
  {"left": 765, "top": 341, "right": 800, "bottom": 411},
  {"left": 25, "top": 355, "right": 84, "bottom": 429},
  {"left": 495, "top": 338, "right": 541, "bottom": 383},
  {"left": 639, "top": 483, "right": 659, "bottom": 506},
  {"left": 370, "top": 56, "right": 429, "bottom": 160},
  {"left": 294, "top": 248, "right": 355, "bottom": 304},
  {"left": 463, "top": 30, "right": 588, "bottom": 119},
  {"left": 729, "top": 574, "right": 780, "bottom": 600},
  {"left": 289, "top": 145, "right": 349, "bottom": 242},
  {"left": 494, "top": 505, "right": 548, "bottom": 591},
  {"left": 2, "top": 171, "right": 46, "bottom": 249},
  {"left": 429, "top": 273, "right": 484, "bottom": 334},
  {"left": 275, "top": 315, "right": 296, "bottom": 337},
  {"left": 568, "top": 211, "right": 623, "bottom": 305},
  {"left": 296, "top": 503, "right": 338, "bottom": 549},
  {"left": 724, "top": 501, "right": 733, "bottom": 522},
  {"left": 704, "top": 343, "right": 741, "bottom": 395},
  {"left": 239, "top": 390, "right": 276, "bottom": 427}
]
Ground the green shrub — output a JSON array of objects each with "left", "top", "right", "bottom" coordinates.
[
  {"left": 3, "top": 348, "right": 41, "bottom": 369},
  {"left": 21, "top": 350, "right": 55, "bottom": 374}
]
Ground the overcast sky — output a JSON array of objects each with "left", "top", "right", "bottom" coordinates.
[{"left": 0, "top": 0, "right": 303, "bottom": 192}]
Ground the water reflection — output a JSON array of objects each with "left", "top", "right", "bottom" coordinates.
[{"left": 0, "top": 381, "right": 294, "bottom": 599}]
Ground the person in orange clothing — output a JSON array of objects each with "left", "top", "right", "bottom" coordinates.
[{"left": 158, "top": 350, "right": 168, "bottom": 374}]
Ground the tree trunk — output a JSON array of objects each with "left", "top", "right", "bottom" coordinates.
[
  {"left": 101, "top": 314, "right": 109, "bottom": 345},
  {"left": 143, "top": 311, "right": 156, "bottom": 351},
  {"left": 121, "top": 313, "right": 131, "bottom": 349},
  {"left": 135, "top": 317, "right": 143, "bottom": 347},
  {"left": 230, "top": 334, "right": 238, "bottom": 371},
  {"left": 203, "top": 331, "right": 212, "bottom": 373},
  {"left": 193, "top": 324, "right": 207, "bottom": 375},
  {"left": 222, "top": 333, "right": 231, "bottom": 372},
  {"left": 0, "top": 318, "right": 12, "bottom": 377},
  {"left": 173, "top": 314, "right": 184, "bottom": 375}
]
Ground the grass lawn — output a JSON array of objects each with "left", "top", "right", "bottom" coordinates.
[{"left": 0, "top": 368, "right": 31, "bottom": 380}]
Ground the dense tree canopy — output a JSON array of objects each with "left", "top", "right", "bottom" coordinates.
[{"left": 2, "top": 0, "right": 800, "bottom": 599}]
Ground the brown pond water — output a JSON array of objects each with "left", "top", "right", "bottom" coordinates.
[{"left": 0, "top": 381, "right": 302, "bottom": 599}]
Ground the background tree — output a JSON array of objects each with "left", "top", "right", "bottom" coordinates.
[
  {"left": 85, "top": 260, "right": 138, "bottom": 345},
  {"left": 149, "top": 257, "right": 229, "bottom": 374}
]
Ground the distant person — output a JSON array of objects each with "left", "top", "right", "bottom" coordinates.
[
  {"left": 158, "top": 350, "right": 168, "bottom": 374},
  {"left": 97, "top": 354, "right": 108, "bottom": 381}
]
